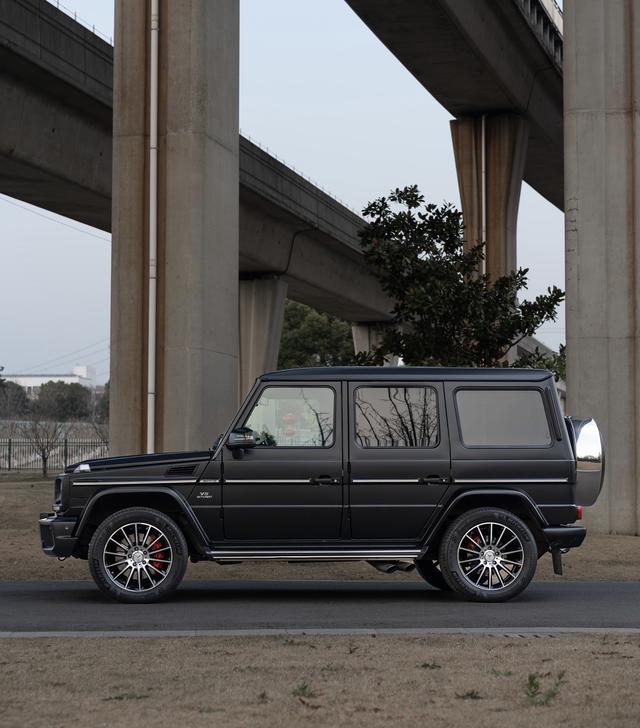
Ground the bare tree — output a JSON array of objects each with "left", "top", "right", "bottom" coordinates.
[{"left": 18, "top": 415, "right": 70, "bottom": 478}]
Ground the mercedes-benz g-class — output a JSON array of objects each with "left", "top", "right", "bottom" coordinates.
[{"left": 39, "top": 367, "right": 604, "bottom": 603}]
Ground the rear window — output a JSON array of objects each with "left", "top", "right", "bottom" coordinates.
[{"left": 455, "top": 389, "right": 551, "bottom": 447}]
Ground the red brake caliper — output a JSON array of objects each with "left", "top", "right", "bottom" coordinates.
[{"left": 149, "top": 532, "right": 165, "bottom": 569}]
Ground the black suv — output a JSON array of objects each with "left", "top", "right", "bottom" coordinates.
[{"left": 39, "top": 367, "right": 604, "bottom": 603}]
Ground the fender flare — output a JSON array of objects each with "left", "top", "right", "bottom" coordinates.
[
  {"left": 74, "top": 486, "right": 210, "bottom": 553},
  {"left": 419, "top": 488, "right": 549, "bottom": 558}
]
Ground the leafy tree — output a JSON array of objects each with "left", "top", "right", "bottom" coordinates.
[
  {"left": 278, "top": 301, "right": 355, "bottom": 369},
  {"left": 36, "top": 381, "right": 92, "bottom": 422},
  {"left": 358, "top": 186, "right": 565, "bottom": 372},
  {"left": 90, "top": 381, "right": 109, "bottom": 444},
  {"left": 512, "top": 344, "right": 566, "bottom": 382},
  {"left": 0, "top": 381, "right": 29, "bottom": 421}
]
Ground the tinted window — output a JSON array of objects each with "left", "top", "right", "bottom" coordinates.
[
  {"left": 243, "top": 386, "right": 335, "bottom": 447},
  {"left": 354, "top": 386, "right": 439, "bottom": 448},
  {"left": 456, "top": 389, "right": 551, "bottom": 447}
]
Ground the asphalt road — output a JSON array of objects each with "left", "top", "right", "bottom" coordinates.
[{"left": 0, "top": 580, "right": 639, "bottom": 634}]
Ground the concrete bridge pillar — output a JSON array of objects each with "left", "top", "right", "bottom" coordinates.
[
  {"left": 239, "top": 277, "right": 288, "bottom": 396},
  {"left": 450, "top": 114, "right": 529, "bottom": 279},
  {"left": 565, "top": 0, "right": 639, "bottom": 534},
  {"left": 109, "top": 0, "right": 240, "bottom": 454},
  {"left": 352, "top": 324, "right": 399, "bottom": 366}
]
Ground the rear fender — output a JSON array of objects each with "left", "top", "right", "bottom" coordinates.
[{"left": 419, "top": 488, "right": 549, "bottom": 558}]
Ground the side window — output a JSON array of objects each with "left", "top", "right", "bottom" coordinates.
[
  {"left": 243, "top": 386, "right": 335, "bottom": 447},
  {"left": 455, "top": 389, "right": 551, "bottom": 447},
  {"left": 354, "top": 386, "right": 439, "bottom": 448}
]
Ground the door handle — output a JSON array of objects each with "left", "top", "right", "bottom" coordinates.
[
  {"left": 418, "top": 476, "right": 450, "bottom": 485},
  {"left": 309, "top": 476, "right": 338, "bottom": 486}
]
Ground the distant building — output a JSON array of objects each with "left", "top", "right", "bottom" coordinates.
[{"left": 3, "top": 366, "right": 96, "bottom": 397}]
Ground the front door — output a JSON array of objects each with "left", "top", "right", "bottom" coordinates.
[
  {"left": 348, "top": 381, "right": 450, "bottom": 542},
  {"left": 222, "top": 382, "right": 344, "bottom": 542}
]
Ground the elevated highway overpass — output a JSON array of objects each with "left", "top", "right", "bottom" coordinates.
[
  {"left": 0, "top": 0, "right": 567, "bottom": 462},
  {"left": 0, "top": 0, "right": 387, "bottom": 323}
]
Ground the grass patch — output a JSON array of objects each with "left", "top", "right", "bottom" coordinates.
[
  {"left": 456, "top": 690, "right": 483, "bottom": 700},
  {"left": 491, "top": 668, "right": 514, "bottom": 677},
  {"left": 526, "top": 671, "right": 567, "bottom": 707},
  {"left": 103, "top": 692, "right": 149, "bottom": 702},
  {"left": 292, "top": 682, "right": 316, "bottom": 699}
]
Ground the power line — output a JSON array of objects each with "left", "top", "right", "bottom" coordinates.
[
  {"left": 0, "top": 195, "right": 111, "bottom": 243},
  {"left": 22, "top": 338, "right": 110, "bottom": 373}
]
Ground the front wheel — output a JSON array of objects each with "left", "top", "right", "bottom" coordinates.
[
  {"left": 438, "top": 508, "right": 538, "bottom": 602},
  {"left": 88, "top": 507, "right": 189, "bottom": 603}
]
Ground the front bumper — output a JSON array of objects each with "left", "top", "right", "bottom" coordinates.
[
  {"left": 39, "top": 513, "right": 78, "bottom": 557},
  {"left": 543, "top": 525, "right": 587, "bottom": 551}
]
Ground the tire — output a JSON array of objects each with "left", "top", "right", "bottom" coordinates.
[
  {"left": 438, "top": 508, "right": 538, "bottom": 603},
  {"left": 414, "top": 557, "right": 452, "bottom": 591},
  {"left": 88, "top": 507, "right": 189, "bottom": 603}
]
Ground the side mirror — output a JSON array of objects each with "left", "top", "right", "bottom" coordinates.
[{"left": 227, "top": 427, "right": 256, "bottom": 450}]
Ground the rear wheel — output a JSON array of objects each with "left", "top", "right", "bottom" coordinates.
[
  {"left": 88, "top": 507, "right": 188, "bottom": 603},
  {"left": 414, "top": 557, "right": 451, "bottom": 591},
  {"left": 438, "top": 508, "right": 538, "bottom": 602}
]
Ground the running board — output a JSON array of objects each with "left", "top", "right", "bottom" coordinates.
[{"left": 205, "top": 549, "right": 421, "bottom": 563}]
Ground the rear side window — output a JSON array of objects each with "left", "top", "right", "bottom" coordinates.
[
  {"left": 455, "top": 389, "right": 551, "bottom": 447},
  {"left": 354, "top": 386, "right": 439, "bottom": 448}
]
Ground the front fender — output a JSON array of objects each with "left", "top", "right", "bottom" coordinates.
[{"left": 74, "top": 486, "right": 210, "bottom": 553}]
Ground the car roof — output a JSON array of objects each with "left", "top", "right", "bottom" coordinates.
[{"left": 260, "top": 366, "right": 553, "bottom": 382}]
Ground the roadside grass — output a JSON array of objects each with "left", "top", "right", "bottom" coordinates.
[{"left": 1, "top": 634, "right": 639, "bottom": 727}]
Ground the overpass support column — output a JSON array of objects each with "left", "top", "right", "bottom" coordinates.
[
  {"left": 565, "top": 0, "right": 639, "bottom": 534},
  {"left": 450, "top": 114, "right": 529, "bottom": 278},
  {"left": 352, "top": 324, "right": 398, "bottom": 366},
  {"left": 239, "top": 277, "right": 288, "bottom": 396},
  {"left": 110, "top": 0, "right": 240, "bottom": 454}
]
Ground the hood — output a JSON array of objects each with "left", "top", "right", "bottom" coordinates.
[{"left": 65, "top": 449, "right": 212, "bottom": 474}]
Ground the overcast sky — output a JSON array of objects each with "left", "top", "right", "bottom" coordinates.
[{"left": 0, "top": 0, "right": 564, "bottom": 384}]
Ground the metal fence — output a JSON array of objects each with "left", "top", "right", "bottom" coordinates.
[{"left": 0, "top": 439, "right": 108, "bottom": 471}]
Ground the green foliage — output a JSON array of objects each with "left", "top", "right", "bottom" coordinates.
[
  {"left": 0, "top": 381, "right": 29, "bottom": 419},
  {"left": 292, "top": 682, "right": 316, "bottom": 699},
  {"left": 358, "top": 186, "right": 565, "bottom": 371},
  {"left": 511, "top": 344, "right": 566, "bottom": 382},
  {"left": 36, "top": 381, "right": 92, "bottom": 421},
  {"left": 278, "top": 301, "right": 355, "bottom": 369},
  {"left": 455, "top": 690, "right": 483, "bottom": 700},
  {"left": 94, "top": 381, "right": 110, "bottom": 424},
  {"left": 526, "top": 671, "right": 567, "bottom": 707},
  {"left": 419, "top": 661, "right": 441, "bottom": 670}
]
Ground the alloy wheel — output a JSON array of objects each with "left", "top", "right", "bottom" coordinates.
[
  {"left": 456, "top": 521, "right": 525, "bottom": 591},
  {"left": 102, "top": 522, "right": 173, "bottom": 592}
]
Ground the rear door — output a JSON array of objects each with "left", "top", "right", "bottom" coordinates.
[{"left": 347, "top": 381, "right": 450, "bottom": 542}]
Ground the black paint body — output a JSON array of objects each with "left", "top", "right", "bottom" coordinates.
[{"left": 39, "top": 367, "right": 585, "bottom": 560}]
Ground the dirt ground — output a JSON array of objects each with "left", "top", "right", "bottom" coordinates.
[
  {"left": 1, "top": 474, "right": 639, "bottom": 583},
  {"left": 1, "top": 633, "right": 640, "bottom": 728}
]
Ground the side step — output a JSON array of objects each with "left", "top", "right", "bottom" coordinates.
[{"left": 205, "top": 549, "right": 421, "bottom": 563}]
